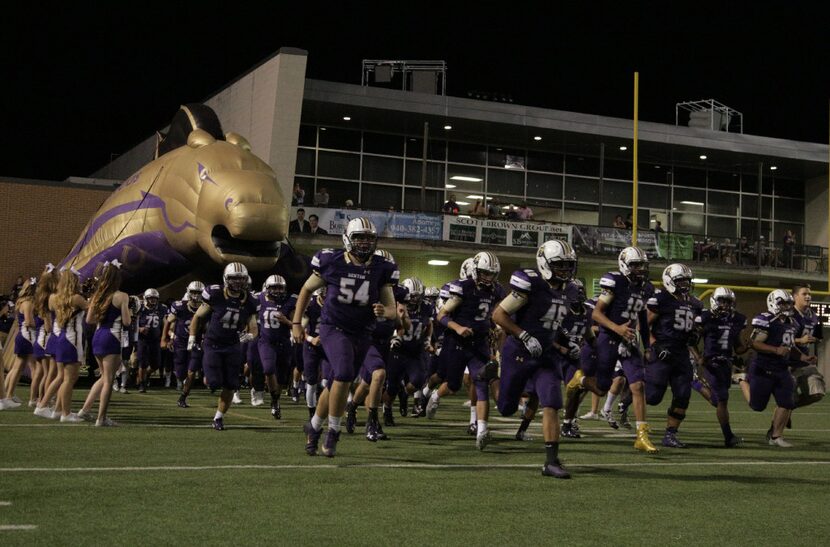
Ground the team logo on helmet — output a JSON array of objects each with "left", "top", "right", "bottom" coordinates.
[
  {"left": 536, "top": 239, "right": 577, "bottom": 282},
  {"left": 343, "top": 218, "right": 378, "bottom": 262}
]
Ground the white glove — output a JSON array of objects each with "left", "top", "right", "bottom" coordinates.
[
  {"left": 567, "top": 341, "right": 581, "bottom": 360},
  {"left": 239, "top": 332, "right": 255, "bottom": 344},
  {"left": 618, "top": 342, "right": 631, "bottom": 358},
  {"left": 187, "top": 335, "right": 197, "bottom": 351},
  {"left": 390, "top": 335, "right": 402, "bottom": 350},
  {"left": 519, "top": 330, "right": 543, "bottom": 357}
]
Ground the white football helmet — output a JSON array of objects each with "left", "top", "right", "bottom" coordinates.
[
  {"left": 536, "top": 239, "right": 577, "bottom": 282},
  {"left": 424, "top": 286, "right": 439, "bottom": 303},
  {"left": 264, "top": 274, "right": 287, "bottom": 299},
  {"left": 374, "top": 249, "right": 395, "bottom": 263},
  {"left": 402, "top": 277, "right": 425, "bottom": 308},
  {"left": 767, "top": 289, "right": 794, "bottom": 316},
  {"left": 472, "top": 251, "right": 500, "bottom": 287},
  {"left": 710, "top": 287, "right": 735, "bottom": 316},
  {"left": 342, "top": 218, "right": 378, "bottom": 261},
  {"left": 618, "top": 246, "right": 649, "bottom": 283},
  {"left": 661, "top": 263, "right": 693, "bottom": 295},
  {"left": 143, "top": 288, "right": 159, "bottom": 309},
  {"left": 223, "top": 262, "right": 248, "bottom": 292},
  {"left": 187, "top": 280, "right": 205, "bottom": 304},
  {"left": 459, "top": 257, "right": 475, "bottom": 280}
]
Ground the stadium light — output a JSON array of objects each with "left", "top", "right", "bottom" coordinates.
[
  {"left": 443, "top": 125, "right": 452, "bottom": 130},
  {"left": 770, "top": 166, "right": 778, "bottom": 171},
  {"left": 450, "top": 176, "right": 483, "bottom": 182},
  {"left": 455, "top": 201, "right": 470, "bottom": 205},
  {"left": 699, "top": 155, "right": 707, "bottom": 160},
  {"left": 681, "top": 201, "right": 704, "bottom": 206},
  {"left": 466, "top": 195, "right": 484, "bottom": 199},
  {"left": 445, "top": 184, "right": 457, "bottom": 189},
  {"left": 342, "top": 116, "right": 351, "bottom": 121},
  {"left": 533, "top": 136, "right": 542, "bottom": 141},
  {"left": 619, "top": 146, "right": 628, "bottom": 151},
  {"left": 691, "top": 278, "right": 709, "bottom": 284},
  {"left": 428, "top": 260, "right": 449, "bottom": 266}
]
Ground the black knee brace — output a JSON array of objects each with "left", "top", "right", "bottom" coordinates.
[{"left": 668, "top": 396, "right": 690, "bottom": 420}]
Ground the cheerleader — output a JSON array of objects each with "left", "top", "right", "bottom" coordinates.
[
  {"left": 78, "top": 261, "right": 131, "bottom": 426},
  {"left": 3, "top": 277, "right": 37, "bottom": 407},
  {"left": 35, "top": 268, "right": 87, "bottom": 422},
  {"left": 32, "top": 264, "right": 59, "bottom": 407}
]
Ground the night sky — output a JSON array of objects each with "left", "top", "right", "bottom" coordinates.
[{"left": 2, "top": 2, "right": 827, "bottom": 181}]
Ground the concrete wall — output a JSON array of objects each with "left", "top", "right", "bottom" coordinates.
[
  {"left": 0, "top": 178, "right": 112, "bottom": 292},
  {"left": 804, "top": 174, "right": 828, "bottom": 247}
]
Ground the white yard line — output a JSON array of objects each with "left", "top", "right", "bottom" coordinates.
[
  {"left": 0, "top": 525, "right": 37, "bottom": 531},
  {"left": 0, "top": 461, "right": 827, "bottom": 473},
  {"left": 0, "top": 501, "right": 11, "bottom": 506}
]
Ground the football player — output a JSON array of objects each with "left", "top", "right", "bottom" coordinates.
[
  {"left": 585, "top": 247, "right": 658, "bottom": 453},
  {"left": 493, "top": 240, "right": 575, "bottom": 478},
  {"left": 162, "top": 281, "right": 205, "bottom": 408},
  {"left": 749, "top": 289, "right": 815, "bottom": 447},
  {"left": 257, "top": 275, "right": 298, "bottom": 419},
  {"left": 189, "top": 263, "right": 258, "bottom": 430},
  {"left": 426, "top": 252, "right": 505, "bottom": 450},
  {"left": 136, "top": 288, "right": 166, "bottom": 392},
  {"left": 293, "top": 218, "right": 399, "bottom": 457},
  {"left": 696, "top": 287, "right": 747, "bottom": 447},
  {"left": 644, "top": 264, "right": 703, "bottom": 448}
]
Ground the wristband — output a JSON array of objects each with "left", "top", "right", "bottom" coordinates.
[{"left": 292, "top": 322, "right": 301, "bottom": 325}]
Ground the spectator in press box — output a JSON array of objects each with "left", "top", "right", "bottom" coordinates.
[
  {"left": 292, "top": 183, "right": 305, "bottom": 206},
  {"left": 516, "top": 203, "right": 533, "bottom": 220},
  {"left": 314, "top": 187, "right": 330, "bottom": 207},
  {"left": 441, "top": 194, "right": 460, "bottom": 215}
]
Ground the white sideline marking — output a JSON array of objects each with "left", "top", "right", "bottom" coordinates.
[
  {"left": 0, "top": 501, "right": 10, "bottom": 506},
  {"left": 0, "top": 461, "right": 828, "bottom": 473},
  {"left": 0, "top": 525, "right": 37, "bottom": 531}
]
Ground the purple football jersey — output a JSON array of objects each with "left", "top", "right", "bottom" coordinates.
[
  {"left": 138, "top": 304, "right": 167, "bottom": 341},
  {"left": 508, "top": 269, "right": 570, "bottom": 347},
  {"left": 445, "top": 278, "right": 505, "bottom": 338},
  {"left": 751, "top": 312, "right": 799, "bottom": 370},
  {"left": 257, "top": 292, "right": 297, "bottom": 342},
  {"left": 597, "top": 272, "right": 654, "bottom": 340},
  {"left": 304, "top": 296, "right": 323, "bottom": 337},
  {"left": 169, "top": 300, "right": 197, "bottom": 348},
  {"left": 312, "top": 249, "right": 400, "bottom": 335},
  {"left": 646, "top": 290, "right": 702, "bottom": 351},
  {"left": 201, "top": 284, "right": 258, "bottom": 346},
  {"left": 698, "top": 309, "right": 746, "bottom": 360},
  {"left": 400, "top": 301, "right": 435, "bottom": 354}
]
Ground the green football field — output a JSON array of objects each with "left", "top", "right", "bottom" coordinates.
[{"left": 1, "top": 384, "right": 828, "bottom": 546}]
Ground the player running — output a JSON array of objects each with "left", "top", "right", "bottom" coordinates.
[
  {"left": 257, "top": 275, "right": 298, "bottom": 420},
  {"left": 162, "top": 281, "right": 205, "bottom": 408}
]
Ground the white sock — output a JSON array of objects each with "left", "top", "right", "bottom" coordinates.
[
  {"left": 469, "top": 407, "right": 477, "bottom": 424},
  {"left": 430, "top": 390, "right": 440, "bottom": 403},
  {"left": 310, "top": 414, "right": 324, "bottom": 431},
  {"left": 293, "top": 380, "right": 300, "bottom": 389},
  {"left": 636, "top": 421, "right": 647, "bottom": 429},
  {"left": 603, "top": 393, "right": 618, "bottom": 414},
  {"left": 306, "top": 384, "right": 317, "bottom": 408},
  {"left": 382, "top": 403, "right": 390, "bottom": 411},
  {"left": 422, "top": 386, "right": 430, "bottom": 398},
  {"left": 477, "top": 419, "right": 487, "bottom": 435},
  {"left": 414, "top": 391, "right": 422, "bottom": 401},
  {"left": 347, "top": 392, "right": 354, "bottom": 404},
  {"left": 563, "top": 418, "right": 572, "bottom": 425},
  {"left": 120, "top": 371, "right": 128, "bottom": 386},
  {"left": 214, "top": 410, "right": 224, "bottom": 420},
  {"left": 328, "top": 415, "right": 342, "bottom": 432}
]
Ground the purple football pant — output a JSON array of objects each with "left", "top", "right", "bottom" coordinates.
[
  {"left": 318, "top": 324, "right": 371, "bottom": 384},
  {"left": 202, "top": 342, "right": 243, "bottom": 391},
  {"left": 440, "top": 334, "right": 489, "bottom": 400},
  {"left": 645, "top": 352, "right": 693, "bottom": 406},
  {"left": 258, "top": 337, "right": 291, "bottom": 386},
  {"left": 498, "top": 340, "right": 563, "bottom": 415},
  {"left": 136, "top": 339, "right": 161, "bottom": 369},
  {"left": 303, "top": 342, "right": 325, "bottom": 385},
  {"left": 358, "top": 342, "right": 388, "bottom": 385},
  {"left": 748, "top": 361, "right": 795, "bottom": 411},
  {"left": 173, "top": 346, "right": 190, "bottom": 380},
  {"left": 703, "top": 358, "right": 733, "bottom": 403},
  {"left": 562, "top": 357, "right": 579, "bottom": 386},
  {"left": 596, "top": 332, "right": 644, "bottom": 386},
  {"left": 387, "top": 350, "right": 427, "bottom": 395}
]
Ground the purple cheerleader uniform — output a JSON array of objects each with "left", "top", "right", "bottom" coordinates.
[{"left": 92, "top": 303, "right": 124, "bottom": 357}]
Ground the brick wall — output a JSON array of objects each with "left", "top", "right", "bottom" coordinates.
[{"left": 0, "top": 178, "right": 112, "bottom": 293}]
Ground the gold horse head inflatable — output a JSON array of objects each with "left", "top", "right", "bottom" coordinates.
[{"left": 59, "top": 105, "right": 288, "bottom": 285}]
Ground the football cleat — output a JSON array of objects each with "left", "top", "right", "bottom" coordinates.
[
  {"left": 345, "top": 402, "right": 357, "bottom": 434},
  {"left": 232, "top": 391, "right": 243, "bottom": 405},
  {"left": 467, "top": 423, "right": 478, "bottom": 436},
  {"left": 303, "top": 422, "right": 322, "bottom": 456},
  {"left": 425, "top": 396, "right": 440, "bottom": 419},
  {"left": 724, "top": 435, "right": 743, "bottom": 448},
  {"left": 177, "top": 396, "right": 189, "bottom": 408},
  {"left": 322, "top": 429, "right": 341, "bottom": 457},
  {"left": 376, "top": 422, "right": 389, "bottom": 441},
  {"left": 769, "top": 437, "right": 793, "bottom": 448},
  {"left": 383, "top": 406, "right": 396, "bottom": 427},
  {"left": 412, "top": 402, "right": 426, "bottom": 418},
  {"left": 138, "top": 383, "right": 146, "bottom": 393},
  {"left": 270, "top": 399, "right": 281, "bottom": 420},
  {"left": 579, "top": 411, "right": 600, "bottom": 420},
  {"left": 634, "top": 424, "right": 659, "bottom": 454},
  {"left": 212, "top": 418, "right": 225, "bottom": 431},
  {"left": 662, "top": 430, "right": 688, "bottom": 448},
  {"left": 475, "top": 431, "right": 491, "bottom": 451},
  {"left": 561, "top": 423, "right": 581, "bottom": 439},
  {"left": 398, "top": 388, "right": 409, "bottom": 417},
  {"left": 365, "top": 420, "right": 379, "bottom": 442},
  {"left": 119, "top": 386, "right": 128, "bottom": 394},
  {"left": 600, "top": 409, "right": 619, "bottom": 430},
  {"left": 541, "top": 460, "right": 571, "bottom": 479},
  {"left": 765, "top": 425, "right": 773, "bottom": 442},
  {"left": 515, "top": 429, "right": 532, "bottom": 441}
]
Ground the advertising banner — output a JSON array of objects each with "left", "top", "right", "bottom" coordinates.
[
  {"left": 291, "top": 207, "right": 442, "bottom": 240},
  {"left": 443, "top": 216, "right": 573, "bottom": 247}
]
